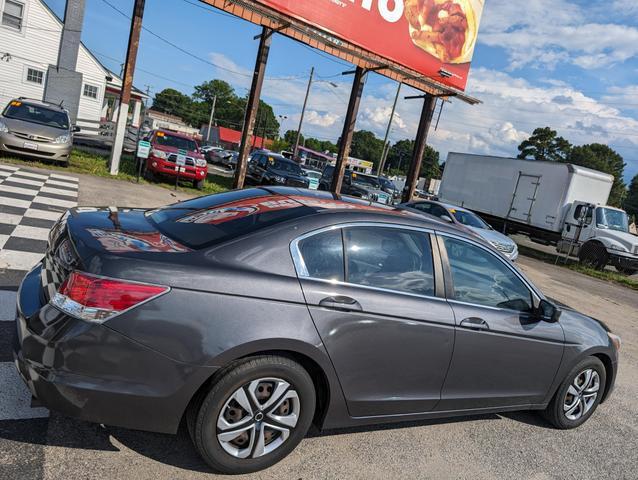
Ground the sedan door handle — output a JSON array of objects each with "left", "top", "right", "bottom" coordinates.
[
  {"left": 319, "top": 296, "right": 362, "bottom": 312},
  {"left": 460, "top": 317, "right": 490, "bottom": 331}
]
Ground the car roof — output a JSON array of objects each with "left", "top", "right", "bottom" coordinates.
[
  {"left": 155, "top": 129, "right": 196, "bottom": 140},
  {"left": 412, "top": 199, "right": 470, "bottom": 213},
  {"left": 9, "top": 98, "right": 67, "bottom": 112}
]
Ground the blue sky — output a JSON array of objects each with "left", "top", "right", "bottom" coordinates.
[{"left": 46, "top": 0, "right": 638, "bottom": 181}]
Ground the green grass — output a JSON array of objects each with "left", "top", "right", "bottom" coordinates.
[
  {"left": 518, "top": 245, "right": 638, "bottom": 291},
  {"left": 0, "top": 149, "right": 232, "bottom": 195}
]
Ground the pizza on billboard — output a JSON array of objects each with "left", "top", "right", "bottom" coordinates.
[{"left": 252, "top": 0, "right": 485, "bottom": 91}]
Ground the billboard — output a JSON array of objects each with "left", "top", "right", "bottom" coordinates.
[{"left": 253, "top": 0, "right": 485, "bottom": 91}]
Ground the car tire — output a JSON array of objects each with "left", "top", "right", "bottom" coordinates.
[
  {"left": 190, "top": 355, "right": 315, "bottom": 474},
  {"left": 194, "top": 179, "right": 205, "bottom": 190},
  {"left": 542, "top": 356, "right": 606, "bottom": 429},
  {"left": 614, "top": 265, "right": 637, "bottom": 276}
]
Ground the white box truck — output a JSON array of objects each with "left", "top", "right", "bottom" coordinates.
[{"left": 439, "top": 152, "right": 638, "bottom": 275}]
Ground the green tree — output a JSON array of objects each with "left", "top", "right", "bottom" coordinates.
[
  {"left": 625, "top": 174, "right": 638, "bottom": 221},
  {"left": 152, "top": 88, "right": 193, "bottom": 119},
  {"left": 284, "top": 130, "right": 302, "bottom": 146},
  {"left": 517, "top": 127, "right": 572, "bottom": 162},
  {"left": 568, "top": 144, "right": 627, "bottom": 207},
  {"left": 349, "top": 130, "right": 385, "bottom": 166},
  {"left": 386, "top": 140, "right": 440, "bottom": 178},
  {"left": 305, "top": 138, "right": 337, "bottom": 154}
]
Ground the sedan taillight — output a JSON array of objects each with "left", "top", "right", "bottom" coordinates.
[{"left": 51, "top": 271, "right": 169, "bottom": 323}]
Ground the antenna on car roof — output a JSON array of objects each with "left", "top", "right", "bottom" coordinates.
[{"left": 59, "top": 100, "right": 64, "bottom": 107}]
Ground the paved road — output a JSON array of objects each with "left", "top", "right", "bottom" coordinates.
[{"left": 0, "top": 163, "right": 636, "bottom": 479}]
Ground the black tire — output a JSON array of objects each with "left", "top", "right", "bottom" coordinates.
[
  {"left": 542, "top": 356, "right": 606, "bottom": 429},
  {"left": 144, "top": 168, "right": 155, "bottom": 182},
  {"left": 194, "top": 179, "right": 205, "bottom": 190},
  {"left": 190, "top": 355, "right": 315, "bottom": 474},
  {"left": 578, "top": 242, "right": 609, "bottom": 270},
  {"left": 614, "top": 266, "right": 637, "bottom": 276}
]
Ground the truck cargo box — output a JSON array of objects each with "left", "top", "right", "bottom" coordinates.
[{"left": 439, "top": 153, "right": 614, "bottom": 234}]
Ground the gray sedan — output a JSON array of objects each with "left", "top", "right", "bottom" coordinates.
[
  {"left": 14, "top": 188, "right": 619, "bottom": 474},
  {"left": 401, "top": 200, "right": 519, "bottom": 260}
]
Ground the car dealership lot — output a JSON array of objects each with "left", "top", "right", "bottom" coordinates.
[{"left": 0, "top": 163, "right": 636, "bottom": 479}]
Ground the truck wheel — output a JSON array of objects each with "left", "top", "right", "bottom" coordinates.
[
  {"left": 144, "top": 169, "right": 156, "bottom": 182},
  {"left": 615, "top": 266, "right": 637, "bottom": 276},
  {"left": 578, "top": 242, "right": 608, "bottom": 270},
  {"left": 194, "top": 179, "right": 205, "bottom": 190}
]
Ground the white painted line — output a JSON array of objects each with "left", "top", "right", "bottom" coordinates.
[
  {"left": 3, "top": 176, "right": 45, "bottom": 187},
  {"left": 0, "top": 234, "right": 8, "bottom": 250},
  {"left": 49, "top": 173, "right": 78, "bottom": 183},
  {"left": 0, "top": 184, "right": 40, "bottom": 197},
  {"left": 12, "top": 225, "right": 50, "bottom": 242},
  {"left": 0, "top": 290, "right": 17, "bottom": 321},
  {"left": 0, "top": 363, "right": 49, "bottom": 420},
  {"left": 0, "top": 171, "right": 11, "bottom": 178},
  {"left": 24, "top": 209, "right": 63, "bottom": 221},
  {"left": 0, "top": 165, "right": 20, "bottom": 172},
  {"left": 0, "top": 212, "right": 22, "bottom": 225},
  {"left": 46, "top": 179, "right": 78, "bottom": 190},
  {"left": 0, "top": 250, "right": 43, "bottom": 271},
  {"left": 40, "top": 186, "right": 78, "bottom": 198},
  {"left": 33, "top": 196, "right": 76, "bottom": 208},
  {"left": 0, "top": 196, "right": 31, "bottom": 209},
  {"left": 11, "top": 171, "right": 48, "bottom": 180}
]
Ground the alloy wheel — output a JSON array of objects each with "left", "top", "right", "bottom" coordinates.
[
  {"left": 563, "top": 368, "right": 600, "bottom": 421},
  {"left": 216, "top": 377, "right": 300, "bottom": 459}
]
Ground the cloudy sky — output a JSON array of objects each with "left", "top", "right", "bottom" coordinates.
[{"left": 47, "top": 0, "right": 638, "bottom": 181}]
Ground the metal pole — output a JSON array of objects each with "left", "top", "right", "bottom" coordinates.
[
  {"left": 206, "top": 94, "right": 217, "bottom": 143},
  {"left": 109, "top": 0, "right": 145, "bottom": 175},
  {"left": 233, "top": 27, "right": 272, "bottom": 190},
  {"left": 293, "top": 66, "right": 314, "bottom": 161},
  {"left": 378, "top": 82, "right": 401, "bottom": 177},
  {"left": 401, "top": 94, "right": 436, "bottom": 203},
  {"left": 331, "top": 66, "right": 367, "bottom": 194}
]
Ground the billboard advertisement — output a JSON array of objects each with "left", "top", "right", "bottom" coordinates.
[{"left": 254, "top": 0, "right": 485, "bottom": 91}]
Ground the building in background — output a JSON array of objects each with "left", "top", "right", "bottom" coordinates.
[
  {"left": 200, "top": 125, "right": 272, "bottom": 150},
  {"left": 143, "top": 110, "right": 201, "bottom": 138},
  {"left": 0, "top": 0, "right": 146, "bottom": 135}
]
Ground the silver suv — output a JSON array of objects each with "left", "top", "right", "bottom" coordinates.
[{"left": 0, "top": 98, "right": 78, "bottom": 164}]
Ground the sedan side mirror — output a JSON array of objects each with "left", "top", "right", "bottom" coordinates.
[{"left": 537, "top": 299, "right": 561, "bottom": 323}]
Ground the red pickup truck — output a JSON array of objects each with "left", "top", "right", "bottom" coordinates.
[{"left": 144, "top": 129, "right": 208, "bottom": 189}]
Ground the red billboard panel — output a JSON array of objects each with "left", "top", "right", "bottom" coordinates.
[{"left": 254, "top": 0, "right": 485, "bottom": 91}]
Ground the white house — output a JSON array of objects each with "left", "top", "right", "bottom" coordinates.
[{"left": 0, "top": 0, "right": 147, "bottom": 134}]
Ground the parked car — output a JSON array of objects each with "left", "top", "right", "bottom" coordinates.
[
  {"left": 205, "top": 147, "right": 229, "bottom": 165},
  {"left": 378, "top": 176, "right": 401, "bottom": 203},
  {"left": 319, "top": 166, "right": 391, "bottom": 204},
  {"left": 247, "top": 152, "right": 310, "bottom": 188},
  {"left": 219, "top": 151, "right": 239, "bottom": 170},
  {"left": 0, "top": 98, "right": 79, "bottom": 164},
  {"left": 400, "top": 200, "right": 519, "bottom": 261},
  {"left": 302, "top": 168, "right": 321, "bottom": 190},
  {"left": 14, "top": 188, "right": 619, "bottom": 474},
  {"left": 143, "top": 129, "right": 207, "bottom": 189}
]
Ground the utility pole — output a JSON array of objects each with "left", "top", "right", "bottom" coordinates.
[
  {"left": 378, "top": 82, "right": 401, "bottom": 177},
  {"left": 206, "top": 94, "right": 217, "bottom": 144},
  {"left": 293, "top": 66, "right": 314, "bottom": 161},
  {"left": 109, "top": 0, "right": 145, "bottom": 175}
]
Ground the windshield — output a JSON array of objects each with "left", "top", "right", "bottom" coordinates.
[
  {"left": 352, "top": 174, "right": 381, "bottom": 189},
  {"left": 379, "top": 178, "right": 396, "bottom": 190},
  {"left": 273, "top": 160, "right": 302, "bottom": 175},
  {"left": 596, "top": 208, "right": 629, "bottom": 232},
  {"left": 154, "top": 133, "right": 198, "bottom": 152},
  {"left": 452, "top": 209, "right": 491, "bottom": 229},
  {"left": 3, "top": 102, "right": 69, "bottom": 130}
]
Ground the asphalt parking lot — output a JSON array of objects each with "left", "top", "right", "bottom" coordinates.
[{"left": 1, "top": 163, "right": 636, "bottom": 479}]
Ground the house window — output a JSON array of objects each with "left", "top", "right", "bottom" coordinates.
[
  {"left": 2, "top": 0, "right": 24, "bottom": 31},
  {"left": 26, "top": 68, "right": 44, "bottom": 85},
  {"left": 83, "top": 84, "right": 99, "bottom": 99}
]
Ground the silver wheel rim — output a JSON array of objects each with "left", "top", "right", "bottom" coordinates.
[
  {"left": 563, "top": 369, "right": 600, "bottom": 421},
  {"left": 217, "top": 377, "right": 300, "bottom": 459}
]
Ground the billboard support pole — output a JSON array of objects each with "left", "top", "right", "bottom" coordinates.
[
  {"left": 401, "top": 94, "right": 436, "bottom": 203},
  {"left": 233, "top": 26, "right": 272, "bottom": 189},
  {"left": 331, "top": 66, "right": 367, "bottom": 194}
]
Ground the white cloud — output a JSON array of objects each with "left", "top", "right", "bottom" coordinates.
[
  {"left": 479, "top": 0, "right": 638, "bottom": 70},
  {"left": 305, "top": 110, "right": 340, "bottom": 127}
]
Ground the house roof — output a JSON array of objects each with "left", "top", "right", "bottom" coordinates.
[{"left": 217, "top": 126, "right": 271, "bottom": 147}]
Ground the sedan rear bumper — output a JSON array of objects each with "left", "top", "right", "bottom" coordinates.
[{"left": 13, "top": 265, "right": 217, "bottom": 434}]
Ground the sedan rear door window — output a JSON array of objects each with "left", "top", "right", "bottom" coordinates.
[
  {"left": 343, "top": 227, "right": 435, "bottom": 296},
  {"left": 297, "top": 229, "right": 344, "bottom": 282},
  {"left": 443, "top": 237, "right": 532, "bottom": 312}
]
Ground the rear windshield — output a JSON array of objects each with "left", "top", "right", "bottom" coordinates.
[
  {"left": 147, "top": 189, "right": 316, "bottom": 249},
  {"left": 3, "top": 102, "right": 69, "bottom": 129},
  {"left": 154, "top": 132, "right": 198, "bottom": 151},
  {"left": 273, "top": 160, "right": 303, "bottom": 175}
]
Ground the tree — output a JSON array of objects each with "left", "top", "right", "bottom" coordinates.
[
  {"left": 193, "top": 79, "right": 236, "bottom": 105},
  {"left": 152, "top": 88, "right": 193, "bottom": 119},
  {"left": 349, "top": 130, "right": 385, "bottom": 166},
  {"left": 386, "top": 140, "right": 440, "bottom": 178},
  {"left": 284, "top": 130, "right": 302, "bottom": 146},
  {"left": 568, "top": 144, "right": 627, "bottom": 207},
  {"left": 517, "top": 127, "right": 572, "bottom": 162},
  {"left": 625, "top": 174, "right": 638, "bottom": 222}
]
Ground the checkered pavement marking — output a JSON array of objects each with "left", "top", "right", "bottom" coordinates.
[{"left": 0, "top": 164, "right": 78, "bottom": 427}]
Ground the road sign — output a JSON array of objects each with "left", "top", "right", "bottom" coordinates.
[
  {"left": 177, "top": 149, "right": 187, "bottom": 166},
  {"left": 137, "top": 140, "right": 151, "bottom": 159}
]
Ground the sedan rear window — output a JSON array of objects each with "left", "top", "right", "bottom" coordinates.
[{"left": 147, "top": 189, "right": 316, "bottom": 249}]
